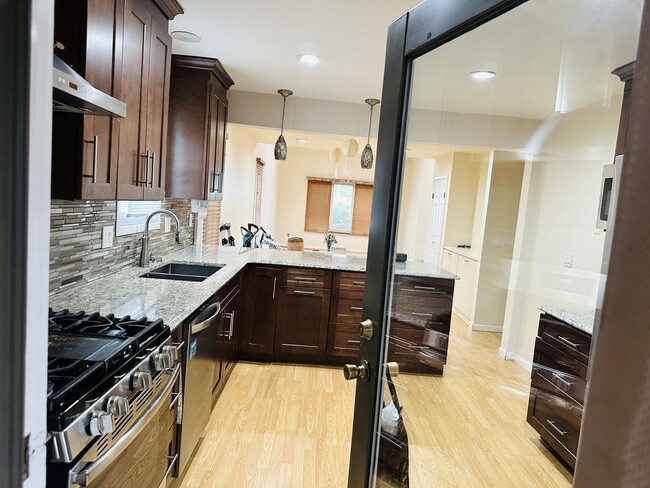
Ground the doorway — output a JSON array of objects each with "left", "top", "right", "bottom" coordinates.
[{"left": 424, "top": 176, "right": 447, "bottom": 265}]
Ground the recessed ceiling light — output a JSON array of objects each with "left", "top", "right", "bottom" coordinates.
[
  {"left": 296, "top": 138, "right": 308, "bottom": 144},
  {"left": 298, "top": 54, "right": 323, "bottom": 65},
  {"left": 469, "top": 70, "right": 496, "bottom": 80},
  {"left": 171, "top": 31, "right": 201, "bottom": 43}
]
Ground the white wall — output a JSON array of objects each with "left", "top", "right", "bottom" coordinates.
[{"left": 501, "top": 96, "right": 623, "bottom": 366}]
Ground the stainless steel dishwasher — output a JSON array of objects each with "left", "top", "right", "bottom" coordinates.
[{"left": 179, "top": 296, "right": 221, "bottom": 475}]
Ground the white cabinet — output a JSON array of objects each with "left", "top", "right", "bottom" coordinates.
[{"left": 442, "top": 247, "right": 478, "bottom": 324}]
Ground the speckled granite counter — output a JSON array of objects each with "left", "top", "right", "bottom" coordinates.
[
  {"left": 50, "top": 245, "right": 457, "bottom": 332},
  {"left": 539, "top": 304, "right": 596, "bottom": 335}
]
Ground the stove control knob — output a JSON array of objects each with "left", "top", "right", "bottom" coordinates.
[
  {"left": 89, "top": 411, "right": 115, "bottom": 436},
  {"left": 130, "top": 371, "right": 153, "bottom": 392},
  {"left": 161, "top": 345, "right": 179, "bottom": 364},
  {"left": 151, "top": 352, "right": 172, "bottom": 371},
  {"left": 106, "top": 396, "right": 131, "bottom": 418}
]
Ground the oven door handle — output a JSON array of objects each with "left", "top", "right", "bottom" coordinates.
[{"left": 69, "top": 363, "right": 181, "bottom": 488}]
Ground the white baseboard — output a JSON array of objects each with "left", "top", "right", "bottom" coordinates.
[
  {"left": 499, "top": 347, "right": 533, "bottom": 373},
  {"left": 451, "top": 310, "right": 473, "bottom": 328},
  {"left": 472, "top": 323, "right": 503, "bottom": 333}
]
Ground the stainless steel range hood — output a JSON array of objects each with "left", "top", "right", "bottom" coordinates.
[{"left": 53, "top": 54, "right": 126, "bottom": 118}]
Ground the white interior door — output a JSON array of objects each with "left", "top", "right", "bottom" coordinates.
[{"left": 424, "top": 176, "right": 448, "bottom": 264}]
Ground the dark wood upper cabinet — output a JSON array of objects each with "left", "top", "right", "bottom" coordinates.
[
  {"left": 117, "top": 0, "right": 173, "bottom": 200},
  {"left": 166, "top": 56, "right": 234, "bottom": 200},
  {"left": 52, "top": 0, "right": 121, "bottom": 200},
  {"left": 613, "top": 61, "right": 635, "bottom": 157}
]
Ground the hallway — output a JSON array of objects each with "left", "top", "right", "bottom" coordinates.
[{"left": 180, "top": 317, "right": 573, "bottom": 487}]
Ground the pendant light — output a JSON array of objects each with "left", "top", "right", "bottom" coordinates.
[
  {"left": 361, "top": 98, "right": 380, "bottom": 169},
  {"left": 274, "top": 89, "right": 293, "bottom": 160}
]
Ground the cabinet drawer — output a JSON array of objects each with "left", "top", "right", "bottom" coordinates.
[
  {"left": 388, "top": 335, "right": 445, "bottom": 374},
  {"left": 334, "top": 272, "right": 366, "bottom": 291},
  {"left": 539, "top": 314, "right": 591, "bottom": 365},
  {"left": 331, "top": 325, "right": 361, "bottom": 356},
  {"left": 283, "top": 268, "right": 332, "bottom": 289},
  {"left": 282, "top": 287, "right": 327, "bottom": 298},
  {"left": 534, "top": 339, "right": 587, "bottom": 400},
  {"left": 336, "top": 296, "right": 364, "bottom": 324},
  {"left": 393, "top": 276, "right": 454, "bottom": 296},
  {"left": 531, "top": 366, "right": 585, "bottom": 416},
  {"left": 529, "top": 389, "right": 581, "bottom": 465}
]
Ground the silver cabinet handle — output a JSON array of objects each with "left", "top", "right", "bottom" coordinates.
[
  {"left": 272, "top": 277, "right": 277, "bottom": 299},
  {"left": 414, "top": 285, "right": 436, "bottom": 291},
  {"left": 158, "top": 454, "right": 178, "bottom": 488},
  {"left": 149, "top": 151, "right": 156, "bottom": 188},
  {"left": 139, "top": 151, "right": 150, "bottom": 186},
  {"left": 347, "top": 340, "right": 361, "bottom": 345},
  {"left": 293, "top": 290, "right": 316, "bottom": 295},
  {"left": 352, "top": 281, "right": 365, "bottom": 286},
  {"left": 412, "top": 312, "right": 433, "bottom": 317},
  {"left": 214, "top": 172, "right": 220, "bottom": 192},
  {"left": 546, "top": 419, "right": 567, "bottom": 436},
  {"left": 557, "top": 336, "right": 581, "bottom": 348},
  {"left": 295, "top": 276, "right": 317, "bottom": 281},
  {"left": 169, "top": 392, "right": 181, "bottom": 410},
  {"left": 350, "top": 306, "right": 363, "bottom": 311},
  {"left": 209, "top": 170, "right": 216, "bottom": 192},
  {"left": 224, "top": 311, "right": 235, "bottom": 340},
  {"left": 82, "top": 135, "right": 99, "bottom": 183}
]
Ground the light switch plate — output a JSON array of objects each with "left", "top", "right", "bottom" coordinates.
[
  {"left": 563, "top": 252, "right": 573, "bottom": 268},
  {"left": 102, "top": 226, "right": 114, "bottom": 249},
  {"left": 164, "top": 217, "right": 171, "bottom": 233}
]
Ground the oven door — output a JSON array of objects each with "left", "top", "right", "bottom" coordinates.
[{"left": 68, "top": 364, "right": 181, "bottom": 488}]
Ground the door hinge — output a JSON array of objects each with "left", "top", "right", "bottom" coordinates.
[
  {"left": 22, "top": 434, "right": 30, "bottom": 480},
  {"left": 432, "top": 192, "right": 434, "bottom": 199}
]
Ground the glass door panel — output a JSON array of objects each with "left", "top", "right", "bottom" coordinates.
[{"left": 349, "top": 0, "right": 644, "bottom": 486}]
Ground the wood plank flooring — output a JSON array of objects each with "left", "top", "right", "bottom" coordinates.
[{"left": 180, "top": 317, "right": 573, "bottom": 487}]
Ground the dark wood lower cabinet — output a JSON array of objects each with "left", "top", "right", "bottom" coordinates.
[
  {"left": 213, "top": 276, "right": 240, "bottom": 404},
  {"left": 527, "top": 313, "right": 592, "bottom": 469},
  {"left": 275, "top": 286, "right": 330, "bottom": 356}
]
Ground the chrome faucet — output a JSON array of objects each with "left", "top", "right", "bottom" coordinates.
[{"left": 139, "top": 209, "right": 182, "bottom": 266}]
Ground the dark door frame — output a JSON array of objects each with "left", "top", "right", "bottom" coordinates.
[
  {"left": 0, "top": 0, "right": 31, "bottom": 486},
  {"left": 351, "top": 0, "right": 649, "bottom": 486}
]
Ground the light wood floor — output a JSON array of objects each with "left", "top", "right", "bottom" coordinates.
[{"left": 180, "top": 317, "right": 573, "bottom": 487}]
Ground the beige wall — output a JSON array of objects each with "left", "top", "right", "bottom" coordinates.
[{"left": 501, "top": 95, "right": 623, "bottom": 366}]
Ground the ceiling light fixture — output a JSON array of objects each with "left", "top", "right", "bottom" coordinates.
[
  {"left": 361, "top": 98, "right": 380, "bottom": 169},
  {"left": 298, "top": 54, "right": 323, "bottom": 65},
  {"left": 469, "top": 70, "right": 496, "bottom": 80},
  {"left": 296, "top": 138, "right": 308, "bottom": 144},
  {"left": 170, "top": 31, "right": 201, "bottom": 43},
  {"left": 274, "top": 89, "right": 293, "bottom": 160}
]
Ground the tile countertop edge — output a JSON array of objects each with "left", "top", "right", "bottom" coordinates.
[
  {"left": 49, "top": 245, "right": 458, "bottom": 333},
  {"left": 539, "top": 304, "right": 596, "bottom": 335}
]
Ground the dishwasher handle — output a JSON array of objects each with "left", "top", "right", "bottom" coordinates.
[{"left": 190, "top": 302, "right": 221, "bottom": 335}]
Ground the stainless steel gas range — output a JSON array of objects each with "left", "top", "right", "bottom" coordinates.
[{"left": 46, "top": 309, "right": 183, "bottom": 488}]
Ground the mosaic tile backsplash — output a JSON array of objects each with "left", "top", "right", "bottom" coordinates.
[{"left": 49, "top": 199, "right": 194, "bottom": 294}]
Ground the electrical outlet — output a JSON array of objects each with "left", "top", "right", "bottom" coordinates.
[
  {"left": 562, "top": 252, "right": 573, "bottom": 268},
  {"left": 164, "top": 217, "right": 171, "bottom": 233},
  {"left": 102, "top": 226, "right": 114, "bottom": 249}
]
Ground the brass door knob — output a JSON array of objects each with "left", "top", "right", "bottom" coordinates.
[
  {"left": 386, "top": 362, "right": 399, "bottom": 378},
  {"left": 358, "top": 319, "right": 374, "bottom": 340},
  {"left": 343, "top": 360, "right": 370, "bottom": 382}
]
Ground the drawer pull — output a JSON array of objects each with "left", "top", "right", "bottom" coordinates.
[
  {"left": 352, "top": 281, "right": 365, "bottom": 286},
  {"left": 414, "top": 285, "right": 436, "bottom": 291},
  {"left": 350, "top": 306, "right": 364, "bottom": 311},
  {"left": 546, "top": 419, "right": 567, "bottom": 436},
  {"left": 557, "top": 335, "right": 581, "bottom": 348},
  {"left": 412, "top": 312, "right": 433, "bottom": 317},
  {"left": 295, "top": 276, "right": 317, "bottom": 281},
  {"left": 408, "top": 345, "right": 428, "bottom": 350},
  {"left": 552, "top": 372, "right": 571, "bottom": 390},
  {"left": 293, "top": 290, "right": 316, "bottom": 295},
  {"left": 347, "top": 340, "right": 361, "bottom": 345}
]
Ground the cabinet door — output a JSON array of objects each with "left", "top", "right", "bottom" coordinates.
[
  {"left": 441, "top": 249, "right": 458, "bottom": 274},
  {"left": 240, "top": 266, "right": 282, "bottom": 358},
  {"left": 206, "top": 85, "right": 221, "bottom": 198},
  {"left": 215, "top": 97, "right": 228, "bottom": 195},
  {"left": 221, "top": 286, "right": 240, "bottom": 379},
  {"left": 143, "top": 15, "right": 171, "bottom": 200},
  {"left": 275, "top": 287, "right": 330, "bottom": 356},
  {"left": 117, "top": 0, "right": 150, "bottom": 200},
  {"left": 208, "top": 84, "right": 227, "bottom": 198},
  {"left": 454, "top": 256, "right": 477, "bottom": 320}
]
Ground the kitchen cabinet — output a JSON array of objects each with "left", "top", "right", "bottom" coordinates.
[
  {"left": 388, "top": 275, "right": 454, "bottom": 375},
  {"left": 613, "top": 62, "right": 635, "bottom": 157},
  {"left": 527, "top": 313, "right": 591, "bottom": 469},
  {"left": 117, "top": 0, "right": 175, "bottom": 200},
  {"left": 275, "top": 267, "right": 332, "bottom": 356},
  {"left": 166, "top": 56, "right": 234, "bottom": 200},
  {"left": 442, "top": 247, "right": 478, "bottom": 323},
  {"left": 327, "top": 272, "right": 366, "bottom": 358},
  {"left": 51, "top": 0, "right": 121, "bottom": 200},
  {"left": 240, "top": 266, "right": 283, "bottom": 360},
  {"left": 213, "top": 275, "right": 240, "bottom": 404}
]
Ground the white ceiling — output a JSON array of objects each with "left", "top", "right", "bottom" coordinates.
[
  {"left": 171, "top": 0, "right": 643, "bottom": 121},
  {"left": 169, "top": 0, "right": 420, "bottom": 104}
]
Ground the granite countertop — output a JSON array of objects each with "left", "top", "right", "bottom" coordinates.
[
  {"left": 50, "top": 245, "right": 457, "bottom": 332},
  {"left": 539, "top": 304, "right": 596, "bottom": 335}
]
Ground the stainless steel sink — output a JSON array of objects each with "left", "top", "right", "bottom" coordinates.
[{"left": 140, "top": 263, "right": 223, "bottom": 282}]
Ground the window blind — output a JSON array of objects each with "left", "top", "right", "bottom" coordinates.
[
  {"left": 253, "top": 158, "right": 264, "bottom": 224},
  {"left": 351, "top": 184, "right": 373, "bottom": 236},
  {"left": 304, "top": 180, "right": 332, "bottom": 232}
]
